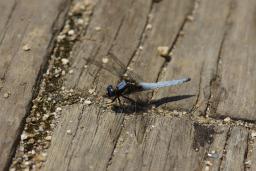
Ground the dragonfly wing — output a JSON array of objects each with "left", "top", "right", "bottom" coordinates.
[
  {"left": 85, "top": 57, "right": 125, "bottom": 79},
  {"left": 138, "top": 78, "right": 191, "bottom": 91},
  {"left": 84, "top": 52, "right": 144, "bottom": 82},
  {"left": 107, "top": 52, "right": 144, "bottom": 82}
]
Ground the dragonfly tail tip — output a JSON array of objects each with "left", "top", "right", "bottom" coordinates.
[{"left": 186, "top": 78, "right": 191, "bottom": 82}]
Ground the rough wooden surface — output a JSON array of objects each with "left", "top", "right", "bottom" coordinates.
[
  {"left": 154, "top": 0, "right": 232, "bottom": 113},
  {"left": 40, "top": 0, "right": 256, "bottom": 170},
  {"left": 43, "top": 104, "right": 253, "bottom": 171},
  {"left": 42, "top": 0, "right": 195, "bottom": 170},
  {"left": 210, "top": 0, "right": 256, "bottom": 120},
  {"left": 0, "top": 0, "right": 70, "bottom": 170},
  {"left": 247, "top": 133, "right": 256, "bottom": 171},
  {"left": 219, "top": 127, "right": 248, "bottom": 171},
  {"left": 2, "top": 0, "right": 256, "bottom": 170},
  {"left": 43, "top": 104, "right": 219, "bottom": 171},
  {"left": 43, "top": 104, "right": 123, "bottom": 171}
]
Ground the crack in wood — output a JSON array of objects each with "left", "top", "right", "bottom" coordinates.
[
  {"left": 71, "top": 4, "right": 99, "bottom": 89},
  {"left": 206, "top": 0, "right": 234, "bottom": 119},
  {"left": 163, "top": 131, "right": 174, "bottom": 170},
  {"left": 111, "top": 16, "right": 126, "bottom": 46},
  {"left": 87, "top": 13, "right": 127, "bottom": 88},
  {"left": 0, "top": 0, "right": 17, "bottom": 47},
  {"left": 2, "top": 21, "right": 40, "bottom": 171},
  {"left": 120, "top": 0, "right": 154, "bottom": 74},
  {"left": 7, "top": 1, "right": 74, "bottom": 170},
  {"left": 206, "top": 34, "right": 225, "bottom": 117},
  {"left": 76, "top": 1, "right": 135, "bottom": 91},
  {"left": 134, "top": 116, "right": 150, "bottom": 145},
  {"left": 243, "top": 132, "right": 250, "bottom": 171},
  {"left": 152, "top": 0, "right": 198, "bottom": 97},
  {"left": 191, "top": 62, "right": 204, "bottom": 114},
  {"left": 146, "top": 129, "right": 161, "bottom": 171},
  {"left": 218, "top": 127, "right": 231, "bottom": 170},
  {"left": 67, "top": 105, "right": 86, "bottom": 170},
  {"left": 218, "top": 127, "right": 249, "bottom": 171},
  {"left": 51, "top": 0, "right": 73, "bottom": 34},
  {"left": 153, "top": 16, "right": 187, "bottom": 83},
  {"left": 76, "top": 45, "right": 101, "bottom": 88},
  {"left": 1, "top": 22, "right": 29, "bottom": 81},
  {"left": 106, "top": 1, "right": 155, "bottom": 169},
  {"left": 32, "top": 0, "right": 72, "bottom": 97},
  {"left": 93, "top": 109, "right": 101, "bottom": 139},
  {"left": 106, "top": 114, "right": 125, "bottom": 170}
]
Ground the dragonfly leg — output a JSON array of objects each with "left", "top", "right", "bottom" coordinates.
[
  {"left": 106, "top": 96, "right": 117, "bottom": 107},
  {"left": 117, "top": 97, "right": 122, "bottom": 106},
  {"left": 121, "top": 94, "right": 135, "bottom": 103},
  {"left": 112, "top": 96, "right": 117, "bottom": 103},
  {"left": 121, "top": 94, "right": 137, "bottom": 112},
  {"left": 117, "top": 97, "right": 125, "bottom": 113}
]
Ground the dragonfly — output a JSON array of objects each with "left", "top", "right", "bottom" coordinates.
[{"left": 84, "top": 52, "right": 191, "bottom": 106}]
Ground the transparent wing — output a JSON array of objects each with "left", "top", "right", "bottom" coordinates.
[
  {"left": 108, "top": 52, "right": 144, "bottom": 82},
  {"left": 84, "top": 52, "right": 143, "bottom": 82}
]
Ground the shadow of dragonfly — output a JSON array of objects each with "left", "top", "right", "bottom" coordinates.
[{"left": 111, "top": 95, "right": 195, "bottom": 114}]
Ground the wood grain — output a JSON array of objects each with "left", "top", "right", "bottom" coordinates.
[
  {"left": 40, "top": 0, "right": 256, "bottom": 170},
  {"left": 43, "top": 0, "right": 152, "bottom": 170},
  {"left": 3, "top": 0, "right": 255, "bottom": 170},
  {"left": 247, "top": 132, "right": 256, "bottom": 171},
  {"left": 202, "top": 126, "right": 230, "bottom": 171},
  {"left": 108, "top": 117, "right": 219, "bottom": 171},
  {"left": 41, "top": 0, "right": 202, "bottom": 170},
  {"left": 64, "top": 0, "right": 151, "bottom": 91},
  {"left": 153, "top": 0, "right": 232, "bottom": 113},
  {"left": 44, "top": 105, "right": 242, "bottom": 171},
  {"left": 220, "top": 127, "right": 248, "bottom": 171},
  {"left": 0, "top": 0, "right": 70, "bottom": 170},
  {"left": 42, "top": 104, "right": 124, "bottom": 171},
  {"left": 210, "top": 0, "right": 256, "bottom": 120}
]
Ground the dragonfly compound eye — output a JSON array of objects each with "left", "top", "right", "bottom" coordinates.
[{"left": 107, "top": 85, "right": 115, "bottom": 97}]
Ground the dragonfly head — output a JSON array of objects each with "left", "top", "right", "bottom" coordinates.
[{"left": 107, "top": 85, "right": 116, "bottom": 97}]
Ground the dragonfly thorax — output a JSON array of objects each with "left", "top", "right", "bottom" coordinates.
[
  {"left": 116, "top": 80, "right": 128, "bottom": 93},
  {"left": 106, "top": 80, "right": 129, "bottom": 98}
]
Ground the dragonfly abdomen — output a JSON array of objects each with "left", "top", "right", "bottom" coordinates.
[{"left": 138, "top": 78, "right": 191, "bottom": 91}]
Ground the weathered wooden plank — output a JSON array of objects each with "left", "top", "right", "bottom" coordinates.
[
  {"left": 127, "top": 0, "right": 194, "bottom": 83},
  {"left": 64, "top": 0, "right": 151, "bottom": 92},
  {"left": 210, "top": 0, "right": 256, "bottom": 120},
  {"left": 246, "top": 131, "right": 256, "bottom": 171},
  {"left": 42, "top": 104, "right": 124, "bottom": 171},
  {"left": 0, "top": 0, "right": 70, "bottom": 170},
  {"left": 41, "top": 104, "right": 85, "bottom": 171},
  {"left": 0, "top": 0, "right": 16, "bottom": 37},
  {"left": 42, "top": 0, "right": 152, "bottom": 170},
  {"left": 64, "top": 0, "right": 194, "bottom": 95},
  {"left": 41, "top": 0, "right": 196, "bottom": 170},
  {"left": 45, "top": 108, "right": 231, "bottom": 171},
  {"left": 153, "top": 0, "right": 232, "bottom": 113},
  {"left": 14, "top": 0, "right": 255, "bottom": 170},
  {"left": 202, "top": 126, "right": 229, "bottom": 171},
  {"left": 108, "top": 117, "right": 211, "bottom": 171},
  {"left": 219, "top": 127, "right": 248, "bottom": 171},
  {"left": 42, "top": 104, "right": 253, "bottom": 171}
]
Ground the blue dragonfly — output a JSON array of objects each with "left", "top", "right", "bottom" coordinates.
[{"left": 85, "top": 52, "right": 191, "bottom": 106}]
